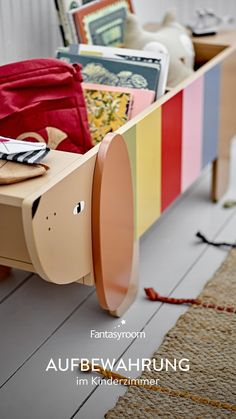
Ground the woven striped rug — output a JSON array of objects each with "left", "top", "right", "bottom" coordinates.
[{"left": 105, "top": 250, "right": 236, "bottom": 418}]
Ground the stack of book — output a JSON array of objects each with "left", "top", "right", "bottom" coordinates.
[
  {"left": 55, "top": 1, "right": 169, "bottom": 144},
  {"left": 54, "top": 0, "right": 96, "bottom": 45},
  {"left": 54, "top": 0, "right": 133, "bottom": 46},
  {"left": 57, "top": 44, "right": 169, "bottom": 144}
]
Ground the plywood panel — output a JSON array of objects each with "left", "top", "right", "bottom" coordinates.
[
  {"left": 0, "top": 206, "right": 30, "bottom": 263},
  {"left": 136, "top": 108, "right": 161, "bottom": 237},
  {"left": 202, "top": 64, "right": 221, "bottom": 168},
  {"left": 23, "top": 155, "right": 96, "bottom": 285},
  {"left": 161, "top": 92, "right": 182, "bottom": 211},
  {"left": 182, "top": 77, "right": 204, "bottom": 191}
]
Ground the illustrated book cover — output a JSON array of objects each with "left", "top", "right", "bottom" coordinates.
[
  {"left": 77, "top": 43, "right": 169, "bottom": 97},
  {"left": 83, "top": 87, "right": 133, "bottom": 144},
  {"left": 83, "top": 82, "right": 155, "bottom": 120},
  {"left": 72, "top": 0, "right": 134, "bottom": 46},
  {"left": 56, "top": 51, "right": 160, "bottom": 95}
]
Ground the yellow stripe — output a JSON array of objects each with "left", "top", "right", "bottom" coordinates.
[{"left": 136, "top": 107, "right": 162, "bottom": 237}]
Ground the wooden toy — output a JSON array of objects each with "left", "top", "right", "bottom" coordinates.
[{"left": 0, "top": 31, "right": 236, "bottom": 316}]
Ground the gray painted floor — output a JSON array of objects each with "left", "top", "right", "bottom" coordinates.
[{"left": 0, "top": 140, "right": 235, "bottom": 419}]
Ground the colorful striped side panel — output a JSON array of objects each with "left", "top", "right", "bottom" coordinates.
[{"left": 123, "top": 63, "right": 221, "bottom": 238}]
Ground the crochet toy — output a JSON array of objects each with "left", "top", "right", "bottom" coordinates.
[{"left": 124, "top": 10, "right": 195, "bottom": 88}]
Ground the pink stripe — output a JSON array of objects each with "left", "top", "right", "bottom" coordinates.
[{"left": 181, "top": 77, "right": 204, "bottom": 192}]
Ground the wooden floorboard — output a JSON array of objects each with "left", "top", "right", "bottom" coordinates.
[
  {"left": 0, "top": 140, "right": 235, "bottom": 419},
  {"left": 77, "top": 210, "right": 236, "bottom": 419},
  {"left": 0, "top": 269, "right": 32, "bottom": 303},
  {"left": 0, "top": 276, "right": 94, "bottom": 387},
  {"left": 78, "top": 140, "right": 236, "bottom": 419}
]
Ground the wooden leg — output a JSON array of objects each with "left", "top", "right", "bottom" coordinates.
[
  {"left": 0, "top": 265, "right": 12, "bottom": 280},
  {"left": 211, "top": 155, "right": 231, "bottom": 202},
  {"left": 211, "top": 51, "right": 236, "bottom": 201}
]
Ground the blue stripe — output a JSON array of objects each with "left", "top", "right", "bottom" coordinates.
[{"left": 202, "top": 64, "right": 221, "bottom": 168}]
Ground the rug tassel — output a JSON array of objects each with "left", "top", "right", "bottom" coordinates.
[
  {"left": 144, "top": 288, "right": 199, "bottom": 305},
  {"left": 196, "top": 231, "right": 236, "bottom": 248},
  {"left": 83, "top": 363, "right": 236, "bottom": 413},
  {"left": 144, "top": 288, "right": 236, "bottom": 313}
]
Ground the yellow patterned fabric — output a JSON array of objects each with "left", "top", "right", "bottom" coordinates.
[{"left": 83, "top": 89, "right": 132, "bottom": 144}]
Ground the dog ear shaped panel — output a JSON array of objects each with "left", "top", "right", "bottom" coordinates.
[{"left": 0, "top": 32, "right": 236, "bottom": 316}]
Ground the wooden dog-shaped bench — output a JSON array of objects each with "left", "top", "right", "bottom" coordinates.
[{"left": 0, "top": 32, "right": 236, "bottom": 316}]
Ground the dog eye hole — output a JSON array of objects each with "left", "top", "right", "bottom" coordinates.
[
  {"left": 180, "top": 57, "right": 186, "bottom": 64},
  {"left": 73, "top": 201, "right": 85, "bottom": 215}
]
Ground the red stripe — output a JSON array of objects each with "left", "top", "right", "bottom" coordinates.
[{"left": 161, "top": 92, "right": 183, "bottom": 212}]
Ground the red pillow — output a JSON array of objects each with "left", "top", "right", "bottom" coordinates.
[{"left": 0, "top": 58, "right": 93, "bottom": 154}]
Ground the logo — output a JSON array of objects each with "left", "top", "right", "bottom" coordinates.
[{"left": 90, "top": 319, "right": 146, "bottom": 341}]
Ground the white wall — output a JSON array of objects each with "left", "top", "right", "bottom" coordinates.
[
  {"left": 0, "top": 0, "right": 60, "bottom": 65},
  {"left": 0, "top": 0, "right": 235, "bottom": 65},
  {"left": 133, "top": 0, "right": 236, "bottom": 25}
]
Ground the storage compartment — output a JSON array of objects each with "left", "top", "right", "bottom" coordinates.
[
  {"left": 0, "top": 205, "right": 30, "bottom": 263},
  {"left": 193, "top": 41, "right": 228, "bottom": 69}
]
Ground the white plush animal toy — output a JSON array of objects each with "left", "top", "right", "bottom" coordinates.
[{"left": 124, "top": 11, "right": 195, "bottom": 88}]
